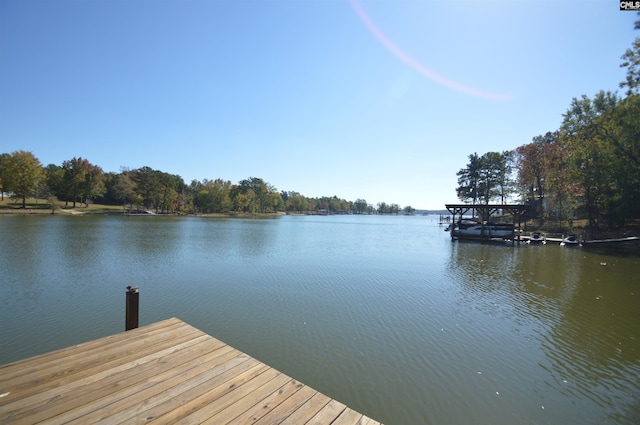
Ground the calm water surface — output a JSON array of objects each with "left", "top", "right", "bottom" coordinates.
[{"left": 1, "top": 215, "right": 639, "bottom": 424}]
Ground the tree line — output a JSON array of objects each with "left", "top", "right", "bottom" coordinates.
[
  {"left": 0, "top": 153, "right": 416, "bottom": 215},
  {"left": 455, "top": 14, "right": 640, "bottom": 234}
]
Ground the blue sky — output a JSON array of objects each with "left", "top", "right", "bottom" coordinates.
[{"left": 1, "top": 0, "right": 636, "bottom": 209}]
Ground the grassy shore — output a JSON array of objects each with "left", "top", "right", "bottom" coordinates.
[
  {"left": 520, "top": 218, "right": 640, "bottom": 240},
  {"left": 0, "top": 198, "right": 124, "bottom": 215},
  {"left": 0, "top": 198, "right": 283, "bottom": 217}
]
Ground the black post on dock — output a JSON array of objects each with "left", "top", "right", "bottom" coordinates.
[{"left": 125, "top": 286, "right": 139, "bottom": 331}]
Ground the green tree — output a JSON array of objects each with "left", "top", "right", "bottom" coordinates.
[
  {"left": 132, "top": 166, "right": 162, "bottom": 210},
  {"left": 195, "top": 188, "right": 214, "bottom": 213},
  {"left": 560, "top": 91, "right": 621, "bottom": 233},
  {"left": 194, "top": 179, "right": 232, "bottom": 213},
  {"left": 340, "top": 199, "right": 352, "bottom": 213},
  {"left": 154, "top": 172, "right": 185, "bottom": 213},
  {"left": 456, "top": 153, "right": 481, "bottom": 204},
  {"left": 2, "top": 151, "right": 45, "bottom": 208},
  {"left": 377, "top": 202, "right": 398, "bottom": 214},
  {"left": 476, "top": 152, "right": 502, "bottom": 204},
  {"left": 328, "top": 196, "right": 343, "bottom": 213},
  {"left": 209, "top": 179, "right": 232, "bottom": 213},
  {"left": 61, "top": 157, "right": 85, "bottom": 207},
  {"left": 236, "top": 178, "right": 262, "bottom": 213},
  {"left": 47, "top": 195, "right": 60, "bottom": 214},
  {"left": 82, "top": 163, "right": 105, "bottom": 207},
  {"left": 267, "top": 191, "right": 285, "bottom": 212},
  {"left": 233, "top": 177, "right": 282, "bottom": 213},
  {"left": 98, "top": 172, "right": 119, "bottom": 205},
  {"left": 113, "top": 170, "right": 138, "bottom": 211},
  {"left": 285, "top": 191, "right": 309, "bottom": 213},
  {"left": 0, "top": 153, "right": 10, "bottom": 201},
  {"left": 61, "top": 157, "right": 104, "bottom": 207},
  {"left": 45, "top": 164, "right": 64, "bottom": 200},
  {"left": 591, "top": 94, "right": 640, "bottom": 222},
  {"left": 620, "top": 13, "right": 640, "bottom": 97},
  {"left": 495, "top": 151, "right": 514, "bottom": 204},
  {"left": 457, "top": 151, "right": 513, "bottom": 206},
  {"left": 353, "top": 198, "right": 368, "bottom": 214},
  {"left": 233, "top": 189, "right": 254, "bottom": 213}
]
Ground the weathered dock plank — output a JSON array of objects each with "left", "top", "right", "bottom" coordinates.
[{"left": 0, "top": 318, "right": 382, "bottom": 425}]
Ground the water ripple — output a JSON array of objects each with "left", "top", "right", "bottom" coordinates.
[{"left": 1, "top": 216, "right": 639, "bottom": 424}]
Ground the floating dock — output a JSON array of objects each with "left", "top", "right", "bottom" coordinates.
[
  {"left": 0, "top": 318, "right": 382, "bottom": 424},
  {"left": 520, "top": 235, "right": 639, "bottom": 245}
]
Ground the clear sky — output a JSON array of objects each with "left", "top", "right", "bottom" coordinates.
[{"left": 1, "top": 0, "right": 636, "bottom": 210}]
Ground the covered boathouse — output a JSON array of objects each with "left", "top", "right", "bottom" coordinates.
[{"left": 445, "top": 204, "right": 530, "bottom": 244}]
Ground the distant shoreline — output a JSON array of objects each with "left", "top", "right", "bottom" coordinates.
[
  {"left": 2, "top": 201, "right": 638, "bottom": 243},
  {"left": 0, "top": 199, "right": 442, "bottom": 217}
]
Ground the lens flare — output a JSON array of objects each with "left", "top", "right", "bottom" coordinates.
[{"left": 349, "top": 0, "right": 513, "bottom": 101}]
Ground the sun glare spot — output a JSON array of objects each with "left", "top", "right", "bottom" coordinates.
[{"left": 349, "top": 0, "right": 514, "bottom": 101}]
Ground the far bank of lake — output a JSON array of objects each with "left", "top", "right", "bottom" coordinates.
[{"left": 1, "top": 214, "right": 638, "bottom": 424}]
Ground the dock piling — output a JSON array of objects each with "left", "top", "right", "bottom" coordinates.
[{"left": 125, "top": 286, "right": 139, "bottom": 331}]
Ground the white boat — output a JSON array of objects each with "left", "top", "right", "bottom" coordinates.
[
  {"left": 560, "top": 234, "right": 581, "bottom": 246},
  {"left": 451, "top": 220, "right": 514, "bottom": 240},
  {"left": 527, "top": 231, "right": 546, "bottom": 244}
]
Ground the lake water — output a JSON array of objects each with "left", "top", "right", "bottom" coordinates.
[{"left": 1, "top": 214, "right": 639, "bottom": 424}]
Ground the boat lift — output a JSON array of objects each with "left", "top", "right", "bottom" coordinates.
[{"left": 445, "top": 204, "right": 530, "bottom": 244}]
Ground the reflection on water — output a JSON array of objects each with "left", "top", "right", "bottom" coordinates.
[
  {"left": 0, "top": 215, "right": 638, "bottom": 424},
  {"left": 447, "top": 240, "right": 640, "bottom": 423}
]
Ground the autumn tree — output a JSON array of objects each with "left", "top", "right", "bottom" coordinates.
[
  {"left": 155, "top": 172, "right": 185, "bottom": 213},
  {"left": 542, "top": 140, "right": 576, "bottom": 223},
  {"left": 2, "top": 151, "right": 45, "bottom": 208},
  {"left": 514, "top": 132, "right": 560, "bottom": 220}
]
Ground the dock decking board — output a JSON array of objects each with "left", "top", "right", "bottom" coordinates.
[{"left": 0, "top": 318, "right": 382, "bottom": 425}]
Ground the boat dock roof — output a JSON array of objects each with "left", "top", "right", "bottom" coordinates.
[{"left": 0, "top": 317, "right": 382, "bottom": 424}]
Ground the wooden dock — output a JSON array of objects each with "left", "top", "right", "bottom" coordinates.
[
  {"left": 519, "top": 235, "right": 639, "bottom": 245},
  {"left": 0, "top": 318, "right": 382, "bottom": 424}
]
